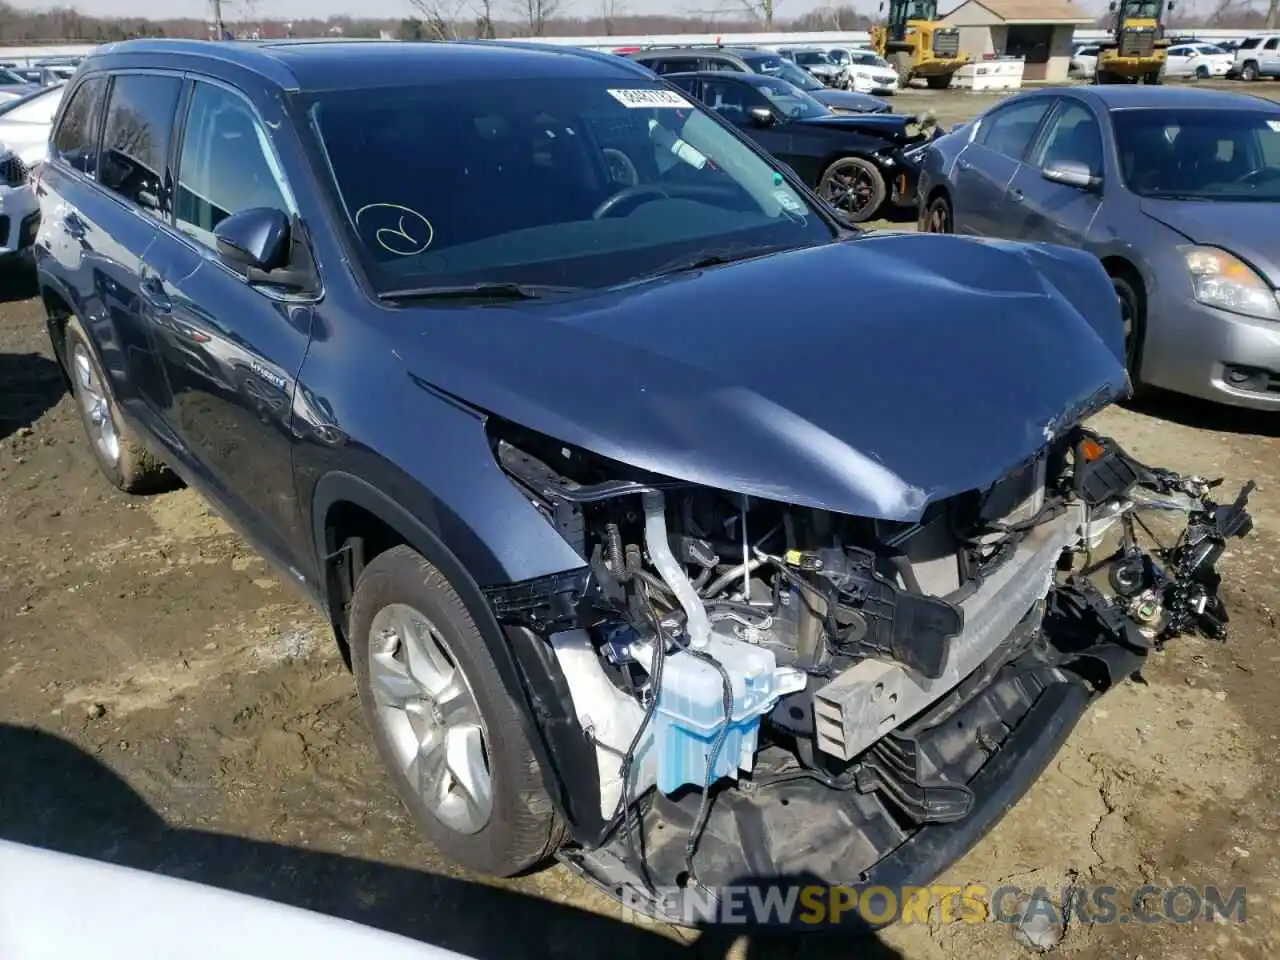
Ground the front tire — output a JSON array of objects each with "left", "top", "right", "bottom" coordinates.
[
  {"left": 63, "top": 315, "right": 173, "bottom": 494},
  {"left": 819, "top": 156, "right": 887, "bottom": 223},
  {"left": 349, "top": 544, "right": 565, "bottom": 877},
  {"left": 925, "top": 74, "right": 951, "bottom": 90},
  {"left": 924, "top": 194, "right": 953, "bottom": 234},
  {"left": 1112, "top": 272, "right": 1146, "bottom": 391}
]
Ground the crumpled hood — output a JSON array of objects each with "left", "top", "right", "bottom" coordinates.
[
  {"left": 1141, "top": 198, "right": 1280, "bottom": 285},
  {"left": 813, "top": 89, "right": 892, "bottom": 114},
  {"left": 798, "top": 113, "right": 916, "bottom": 140},
  {"left": 401, "top": 234, "right": 1128, "bottom": 521}
]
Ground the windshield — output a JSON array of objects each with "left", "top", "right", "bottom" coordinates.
[
  {"left": 795, "top": 51, "right": 834, "bottom": 67},
  {"left": 1114, "top": 107, "right": 1280, "bottom": 201},
  {"left": 850, "top": 51, "right": 891, "bottom": 67},
  {"left": 1121, "top": 0, "right": 1161, "bottom": 17},
  {"left": 305, "top": 79, "right": 832, "bottom": 294},
  {"left": 827, "top": 49, "right": 851, "bottom": 65},
  {"left": 903, "top": 0, "right": 938, "bottom": 18},
  {"left": 0, "top": 68, "right": 26, "bottom": 85},
  {"left": 753, "top": 77, "right": 830, "bottom": 119},
  {"left": 749, "top": 55, "right": 824, "bottom": 91}
]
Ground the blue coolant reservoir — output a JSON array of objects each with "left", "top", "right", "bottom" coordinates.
[{"left": 652, "top": 631, "right": 807, "bottom": 795}]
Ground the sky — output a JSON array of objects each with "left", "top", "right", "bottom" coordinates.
[{"left": 13, "top": 0, "right": 893, "bottom": 25}]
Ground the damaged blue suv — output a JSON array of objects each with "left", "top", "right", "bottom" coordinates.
[{"left": 35, "top": 38, "right": 1253, "bottom": 927}]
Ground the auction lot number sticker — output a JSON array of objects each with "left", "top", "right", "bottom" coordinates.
[{"left": 608, "top": 88, "right": 693, "bottom": 109}]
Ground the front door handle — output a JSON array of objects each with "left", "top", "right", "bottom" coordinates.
[
  {"left": 956, "top": 158, "right": 972, "bottom": 171},
  {"left": 1011, "top": 188, "right": 1025, "bottom": 203},
  {"left": 63, "top": 212, "right": 87, "bottom": 239},
  {"left": 139, "top": 277, "right": 171, "bottom": 314}
]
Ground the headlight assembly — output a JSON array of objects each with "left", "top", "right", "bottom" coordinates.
[{"left": 1181, "top": 245, "right": 1280, "bottom": 320}]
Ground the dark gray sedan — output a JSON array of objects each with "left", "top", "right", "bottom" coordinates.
[{"left": 915, "top": 86, "right": 1280, "bottom": 410}]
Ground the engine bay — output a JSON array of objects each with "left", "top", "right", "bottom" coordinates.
[{"left": 483, "top": 419, "right": 1253, "bottom": 909}]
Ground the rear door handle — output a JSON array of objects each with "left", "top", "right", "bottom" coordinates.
[{"left": 139, "top": 276, "right": 171, "bottom": 314}]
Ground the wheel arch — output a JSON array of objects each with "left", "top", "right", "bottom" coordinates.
[
  {"left": 311, "top": 471, "right": 606, "bottom": 842},
  {"left": 1098, "top": 254, "right": 1147, "bottom": 375}
]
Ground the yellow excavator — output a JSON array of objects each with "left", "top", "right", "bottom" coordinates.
[
  {"left": 1093, "top": 0, "right": 1175, "bottom": 84},
  {"left": 872, "top": 0, "right": 970, "bottom": 90}
]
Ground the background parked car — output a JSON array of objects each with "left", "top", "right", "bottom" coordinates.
[
  {"left": 781, "top": 47, "right": 845, "bottom": 87},
  {"left": 915, "top": 85, "right": 1280, "bottom": 410},
  {"left": 1164, "top": 43, "right": 1233, "bottom": 79},
  {"left": 666, "top": 70, "right": 934, "bottom": 221},
  {"left": 627, "top": 46, "right": 891, "bottom": 113},
  {"left": 0, "top": 66, "right": 39, "bottom": 102},
  {"left": 1234, "top": 33, "right": 1280, "bottom": 81},
  {"left": 0, "top": 83, "right": 65, "bottom": 164},
  {"left": 1070, "top": 45, "right": 1100, "bottom": 80},
  {"left": 840, "top": 48, "right": 901, "bottom": 93}
]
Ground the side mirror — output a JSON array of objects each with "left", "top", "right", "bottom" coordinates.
[
  {"left": 1042, "top": 161, "right": 1100, "bottom": 192},
  {"left": 749, "top": 106, "right": 777, "bottom": 127},
  {"left": 214, "top": 206, "right": 291, "bottom": 273}
]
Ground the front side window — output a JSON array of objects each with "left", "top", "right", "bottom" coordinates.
[
  {"left": 1114, "top": 107, "right": 1280, "bottom": 200},
  {"left": 1029, "top": 101, "right": 1103, "bottom": 178},
  {"left": 975, "top": 98, "right": 1052, "bottom": 160},
  {"left": 305, "top": 78, "right": 832, "bottom": 295},
  {"left": 175, "top": 82, "right": 289, "bottom": 248},
  {"left": 99, "top": 73, "right": 183, "bottom": 219},
  {"left": 52, "top": 76, "right": 105, "bottom": 176}
]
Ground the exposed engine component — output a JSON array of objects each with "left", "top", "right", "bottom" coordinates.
[{"left": 483, "top": 421, "right": 1254, "bottom": 885}]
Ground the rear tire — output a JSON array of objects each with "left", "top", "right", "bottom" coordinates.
[
  {"left": 1194, "top": 64, "right": 1210, "bottom": 80},
  {"left": 349, "top": 544, "right": 565, "bottom": 877},
  {"left": 63, "top": 315, "right": 173, "bottom": 494},
  {"left": 1242, "top": 60, "right": 1259, "bottom": 81}
]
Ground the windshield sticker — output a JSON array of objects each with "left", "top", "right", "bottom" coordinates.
[
  {"left": 355, "top": 203, "right": 434, "bottom": 257},
  {"left": 1268, "top": 120, "right": 1280, "bottom": 132},
  {"left": 774, "top": 190, "right": 804, "bottom": 214},
  {"left": 608, "top": 88, "right": 692, "bottom": 109}
]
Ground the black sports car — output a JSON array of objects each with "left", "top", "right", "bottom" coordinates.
[{"left": 667, "top": 70, "right": 937, "bottom": 222}]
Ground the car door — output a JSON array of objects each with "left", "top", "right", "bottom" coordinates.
[
  {"left": 1004, "top": 98, "right": 1105, "bottom": 248},
  {"left": 1165, "top": 45, "right": 1191, "bottom": 77},
  {"left": 1262, "top": 37, "right": 1280, "bottom": 76},
  {"left": 951, "top": 96, "right": 1054, "bottom": 236},
  {"left": 698, "top": 76, "right": 794, "bottom": 162},
  {"left": 145, "top": 77, "right": 314, "bottom": 567},
  {"left": 44, "top": 72, "right": 185, "bottom": 438}
]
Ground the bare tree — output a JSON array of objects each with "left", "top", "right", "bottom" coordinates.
[
  {"left": 1266, "top": 0, "right": 1278, "bottom": 29},
  {"left": 508, "top": 0, "right": 561, "bottom": 36},
  {"left": 689, "top": 0, "right": 776, "bottom": 30},
  {"left": 599, "top": 0, "right": 624, "bottom": 34},
  {"left": 474, "top": 0, "right": 496, "bottom": 37},
  {"left": 407, "top": 0, "right": 469, "bottom": 38}
]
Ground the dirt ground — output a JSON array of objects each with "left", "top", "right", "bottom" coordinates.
[{"left": 3, "top": 80, "right": 1280, "bottom": 960}]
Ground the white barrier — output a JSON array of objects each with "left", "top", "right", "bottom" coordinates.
[{"left": 952, "top": 57, "right": 1025, "bottom": 91}]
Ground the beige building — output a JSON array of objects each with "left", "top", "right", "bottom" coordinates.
[{"left": 939, "top": 0, "right": 1096, "bottom": 83}]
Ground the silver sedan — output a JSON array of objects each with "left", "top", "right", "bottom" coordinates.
[{"left": 915, "top": 85, "right": 1280, "bottom": 410}]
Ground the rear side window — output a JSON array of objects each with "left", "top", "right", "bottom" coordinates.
[
  {"left": 99, "top": 73, "right": 183, "bottom": 220},
  {"left": 652, "top": 57, "right": 700, "bottom": 74},
  {"left": 976, "top": 98, "right": 1053, "bottom": 160},
  {"left": 1239, "top": 37, "right": 1261, "bottom": 49},
  {"left": 1265, "top": 38, "right": 1280, "bottom": 50},
  {"left": 52, "top": 76, "right": 106, "bottom": 176}
]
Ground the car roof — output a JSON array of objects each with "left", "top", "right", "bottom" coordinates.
[
  {"left": 664, "top": 70, "right": 792, "bottom": 87},
  {"left": 86, "top": 38, "right": 653, "bottom": 93},
  {"left": 631, "top": 46, "right": 752, "bottom": 58},
  {"left": 1069, "top": 85, "right": 1280, "bottom": 111}
]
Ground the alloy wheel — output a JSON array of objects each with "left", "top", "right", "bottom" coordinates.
[
  {"left": 820, "top": 160, "right": 877, "bottom": 219},
  {"left": 926, "top": 200, "right": 951, "bottom": 234},
  {"left": 72, "top": 343, "right": 120, "bottom": 467},
  {"left": 367, "top": 602, "right": 493, "bottom": 835}
]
